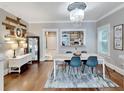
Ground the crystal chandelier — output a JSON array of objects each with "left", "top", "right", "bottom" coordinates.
[{"left": 67, "top": 2, "right": 87, "bottom": 23}]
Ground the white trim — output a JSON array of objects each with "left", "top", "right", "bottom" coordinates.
[
  {"left": 0, "top": 0, "right": 124, "bottom": 2},
  {"left": 42, "top": 28, "right": 59, "bottom": 60},
  {"left": 60, "top": 29, "right": 86, "bottom": 46},
  {"left": 106, "top": 62, "right": 124, "bottom": 76},
  {"left": 97, "top": 3, "right": 124, "bottom": 22},
  {"left": 4, "top": 68, "right": 9, "bottom": 76},
  {"left": 40, "top": 57, "right": 45, "bottom": 61},
  {"left": 29, "top": 20, "right": 96, "bottom": 24}
]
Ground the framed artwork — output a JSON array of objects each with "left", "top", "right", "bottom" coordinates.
[{"left": 113, "top": 24, "right": 123, "bottom": 50}]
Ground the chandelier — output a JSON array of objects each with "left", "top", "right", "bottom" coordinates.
[{"left": 67, "top": 2, "right": 87, "bottom": 23}]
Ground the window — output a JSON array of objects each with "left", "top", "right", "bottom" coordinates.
[{"left": 97, "top": 24, "right": 110, "bottom": 56}]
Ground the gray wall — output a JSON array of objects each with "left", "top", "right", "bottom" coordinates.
[
  {"left": 0, "top": 8, "right": 29, "bottom": 74},
  {"left": 29, "top": 22, "right": 97, "bottom": 58},
  {"left": 97, "top": 7, "right": 124, "bottom": 69}
]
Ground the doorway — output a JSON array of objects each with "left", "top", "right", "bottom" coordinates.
[
  {"left": 43, "top": 29, "right": 58, "bottom": 60},
  {"left": 46, "top": 32, "right": 57, "bottom": 50}
]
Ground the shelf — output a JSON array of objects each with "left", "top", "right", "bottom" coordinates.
[
  {"left": 2, "top": 16, "right": 27, "bottom": 39},
  {"left": 2, "top": 22, "right": 27, "bottom": 31},
  {"left": 2, "top": 22, "right": 15, "bottom": 30},
  {"left": 6, "top": 16, "right": 27, "bottom": 28}
]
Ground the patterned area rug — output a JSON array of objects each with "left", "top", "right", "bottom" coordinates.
[{"left": 45, "top": 65, "right": 118, "bottom": 88}]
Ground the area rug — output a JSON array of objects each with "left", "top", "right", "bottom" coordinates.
[{"left": 45, "top": 65, "right": 118, "bottom": 88}]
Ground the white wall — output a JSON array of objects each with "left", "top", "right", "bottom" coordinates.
[
  {"left": 0, "top": 60, "right": 4, "bottom": 90},
  {"left": 29, "top": 22, "right": 97, "bottom": 60},
  {"left": 0, "top": 8, "right": 29, "bottom": 75},
  {"left": 96, "top": 7, "right": 124, "bottom": 70}
]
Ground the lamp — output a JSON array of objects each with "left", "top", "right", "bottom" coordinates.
[
  {"left": 19, "top": 41, "right": 25, "bottom": 48},
  {"left": 23, "top": 43, "right": 27, "bottom": 54},
  {"left": 67, "top": 2, "right": 87, "bottom": 22},
  {"left": 22, "top": 43, "right": 27, "bottom": 48},
  {"left": 19, "top": 41, "right": 27, "bottom": 54},
  {"left": 10, "top": 43, "right": 18, "bottom": 58}
]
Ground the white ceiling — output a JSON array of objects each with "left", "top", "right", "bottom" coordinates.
[{"left": 0, "top": 2, "right": 123, "bottom": 23}]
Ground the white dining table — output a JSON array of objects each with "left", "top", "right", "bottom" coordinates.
[{"left": 53, "top": 53, "right": 106, "bottom": 80}]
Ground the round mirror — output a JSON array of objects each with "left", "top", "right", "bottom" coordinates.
[{"left": 14, "top": 27, "right": 22, "bottom": 37}]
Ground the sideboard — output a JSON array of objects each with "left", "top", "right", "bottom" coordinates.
[{"left": 9, "top": 53, "right": 32, "bottom": 73}]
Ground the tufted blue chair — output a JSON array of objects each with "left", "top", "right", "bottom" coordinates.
[
  {"left": 83, "top": 56, "right": 98, "bottom": 73},
  {"left": 68, "top": 56, "right": 81, "bottom": 73}
]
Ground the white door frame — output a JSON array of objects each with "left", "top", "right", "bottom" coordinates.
[{"left": 42, "top": 28, "right": 59, "bottom": 58}]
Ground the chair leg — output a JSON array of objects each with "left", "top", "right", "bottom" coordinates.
[
  {"left": 64, "top": 63, "right": 66, "bottom": 72},
  {"left": 95, "top": 65, "right": 98, "bottom": 75},
  {"left": 68, "top": 66, "right": 70, "bottom": 74},
  {"left": 77, "top": 67, "right": 78, "bottom": 73},
  {"left": 73, "top": 67, "right": 75, "bottom": 74},
  {"left": 82, "top": 65, "right": 85, "bottom": 73},
  {"left": 91, "top": 67, "right": 94, "bottom": 74}
]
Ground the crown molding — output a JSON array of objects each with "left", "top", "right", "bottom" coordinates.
[
  {"left": 29, "top": 20, "right": 96, "bottom": 24},
  {"left": 96, "top": 3, "right": 124, "bottom": 22}
]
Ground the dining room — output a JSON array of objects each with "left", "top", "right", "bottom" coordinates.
[{"left": 1, "top": 1, "right": 124, "bottom": 91}]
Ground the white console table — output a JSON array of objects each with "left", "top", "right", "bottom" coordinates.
[{"left": 9, "top": 54, "right": 32, "bottom": 73}]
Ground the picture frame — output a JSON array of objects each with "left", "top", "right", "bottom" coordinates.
[{"left": 113, "top": 24, "right": 123, "bottom": 50}]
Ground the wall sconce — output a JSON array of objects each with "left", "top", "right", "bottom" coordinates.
[{"left": 10, "top": 43, "right": 18, "bottom": 58}]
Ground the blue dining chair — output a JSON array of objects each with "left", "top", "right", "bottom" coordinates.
[
  {"left": 82, "top": 56, "right": 98, "bottom": 74},
  {"left": 68, "top": 56, "right": 81, "bottom": 73}
]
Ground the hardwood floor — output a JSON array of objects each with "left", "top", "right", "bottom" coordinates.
[{"left": 4, "top": 62, "right": 124, "bottom": 91}]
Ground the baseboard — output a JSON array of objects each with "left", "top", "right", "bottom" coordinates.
[
  {"left": 4, "top": 69, "right": 9, "bottom": 76},
  {"left": 106, "top": 62, "right": 124, "bottom": 76},
  {"left": 40, "top": 57, "right": 45, "bottom": 61}
]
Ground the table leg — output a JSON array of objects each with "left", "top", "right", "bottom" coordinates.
[
  {"left": 102, "top": 59, "right": 105, "bottom": 79},
  {"left": 9, "top": 67, "right": 11, "bottom": 73},
  {"left": 54, "top": 59, "right": 56, "bottom": 80},
  {"left": 18, "top": 67, "right": 21, "bottom": 74}
]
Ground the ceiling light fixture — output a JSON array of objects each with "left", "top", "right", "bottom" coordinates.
[{"left": 67, "top": 2, "right": 87, "bottom": 23}]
